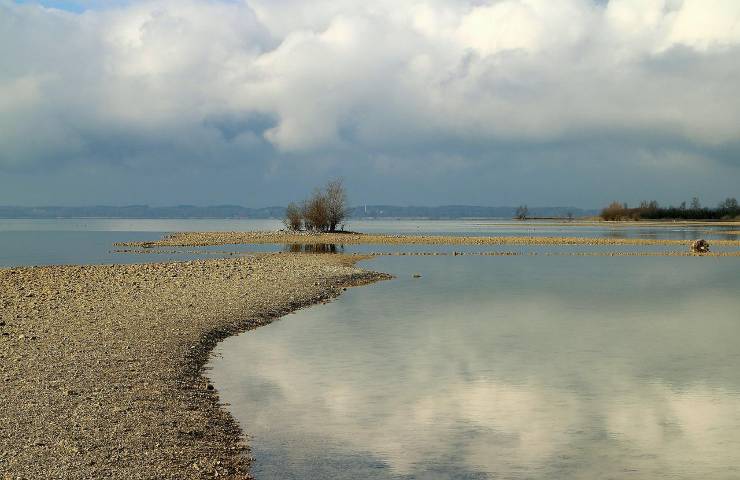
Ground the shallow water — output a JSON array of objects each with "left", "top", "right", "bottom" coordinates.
[
  {"left": 0, "top": 219, "right": 283, "bottom": 267},
  {"left": 210, "top": 255, "right": 740, "bottom": 479},
  {"left": 2, "top": 218, "right": 736, "bottom": 267}
]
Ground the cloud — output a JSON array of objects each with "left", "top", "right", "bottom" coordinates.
[{"left": 1, "top": 0, "right": 739, "bottom": 204}]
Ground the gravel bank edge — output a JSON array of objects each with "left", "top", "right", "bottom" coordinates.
[
  {"left": 115, "top": 231, "right": 740, "bottom": 248},
  {"left": 181, "top": 256, "right": 389, "bottom": 480},
  {"left": 1, "top": 253, "right": 391, "bottom": 479}
]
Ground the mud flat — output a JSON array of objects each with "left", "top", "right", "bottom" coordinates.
[
  {"left": 0, "top": 253, "right": 388, "bottom": 479},
  {"left": 116, "top": 231, "right": 740, "bottom": 249}
]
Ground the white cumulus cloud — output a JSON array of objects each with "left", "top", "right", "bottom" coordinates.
[{"left": 0, "top": 0, "right": 739, "bottom": 204}]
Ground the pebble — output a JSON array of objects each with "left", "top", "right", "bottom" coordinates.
[{"left": 114, "top": 231, "right": 740, "bottom": 249}]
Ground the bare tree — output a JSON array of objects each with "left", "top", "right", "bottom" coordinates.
[
  {"left": 515, "top": 205, "right": 529, "bottom": 220},
  {"left": 288, "top": 179, "right": 350, "bottom": 232},
  {"left": 300, "top": 200, "right": 313, "bottom": 231},
  {"left": 690, "top": 197, "right": 701, "bottom": 209},
  {"left": 325, "top": 178, "right": 349, "bottom": 232},
  {"left": 719, "top": 197, "right": 738, "bottom": 210},
  {"left": 601, "top": 201, "right": 626, "bottom": 221},
  {"left": 283, "top": 202, "right": 303, "bottom": 231},
  {"left": 303, "top": 188, "right": 330, "bottom": 232}
]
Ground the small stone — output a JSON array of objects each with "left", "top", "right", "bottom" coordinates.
[
  {"left": 206, "top": 384, "right": 214, "bottom": 391},
  {"left": 690, "top": 239, "right": 710, "bottom": 254}
]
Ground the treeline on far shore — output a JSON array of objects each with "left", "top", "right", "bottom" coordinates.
[{"left": 601, "top": 197, "right": 739, "bottom": 221}]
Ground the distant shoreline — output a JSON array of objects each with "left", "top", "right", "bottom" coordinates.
[{"left": 0, "top": 205, "right": 599, "bottom": 220}]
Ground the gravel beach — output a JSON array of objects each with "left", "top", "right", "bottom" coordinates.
[
  {"left": 115, "top": 231, "right": 740, "bottom": 249},
  {"left": 0, "top": 253, "right": 388, "bottom": 479}
]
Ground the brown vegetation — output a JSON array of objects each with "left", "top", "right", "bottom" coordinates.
[
  {"left": 600, "top": 198, "right": 739, "bottom": 221},
  {"left": 284, "top": 179, "right": 349, "bottom": 232}
]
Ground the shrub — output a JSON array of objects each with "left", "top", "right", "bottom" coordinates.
[
  {"left": 303, "top": 188, "right": 330, "bottom": 232},
  {"left": 283, "top": 202, "right": 303, "bottom": 231},
  {"left": 601, "top": 201, "right": 628, "bottom": 221},
  {"left": 325, "top": 179, "right": 349, "bottom": 231},
  {"left": 515, "top": 205, "right": 528, "bottom": 220},
  {"left": 285, "top": 179, "right": 349, "bottom": 232}
]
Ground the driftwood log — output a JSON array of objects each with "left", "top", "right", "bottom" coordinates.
[{"left": 690, "top": 239, "right": 710, "bottom": 253}]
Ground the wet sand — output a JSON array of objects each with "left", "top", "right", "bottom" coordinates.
[{"left": 0, "top": 253, "right": 388, "bottom": 479}]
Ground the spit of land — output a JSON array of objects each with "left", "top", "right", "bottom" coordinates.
[{"left": 0, "top": 253, "right": 388, "bottom": 479}]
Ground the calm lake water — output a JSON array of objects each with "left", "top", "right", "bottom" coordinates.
[
  {"left": 210, "top": 254, "right": 740, "bottom": 479},
  {"left": 3, "top": 219, "right": 740, "bottom": 477},
  {"left": 0, "top": 219, "right": 281, "bottom": 267},
  {"left": 1, "top": 218, "right": 738, "bottom": 267}
]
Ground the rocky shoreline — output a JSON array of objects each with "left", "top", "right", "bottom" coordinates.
[
  {"left": 115, "top": 231, "right": 740, "bottom": 249},
  {"left": 113, "top": 249, "right": 740, "bottom": 258},
  {"left": 0, "top": 253, "right": 389, "bottom": 479}
]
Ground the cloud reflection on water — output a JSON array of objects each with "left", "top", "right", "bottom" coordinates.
[{"left": 211, "top": 256, "right": 740, "bottom": 479}]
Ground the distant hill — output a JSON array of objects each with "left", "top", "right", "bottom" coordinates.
[
  {"left": 349, "top": 205, "right": 597, "bottom": 219},
  {"left": 0, "top": 205, "right": 284, "bottom": 219},
  {"left": 0, "top": 205, "right": 597, "bottom": 219}
]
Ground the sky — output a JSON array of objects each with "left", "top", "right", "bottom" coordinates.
[{"left": 1, "top": 0, "right": 739, "bottom": 208}]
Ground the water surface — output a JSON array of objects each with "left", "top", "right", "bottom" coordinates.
[
  {"left": 2, "top": 218, "right": 737, "bottom": 267},
  {"left": 211, "top": 255, "right": 740, "bottom": 479},
  {"left": 4, "top": 218, "right": 740, "bottom": 477}
]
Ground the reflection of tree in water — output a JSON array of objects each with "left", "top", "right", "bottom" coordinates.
[{"left": 284, "top": 243, "right": 344, "bottom": 254}]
